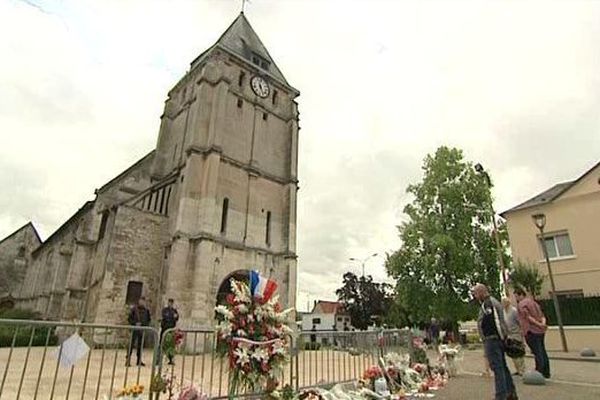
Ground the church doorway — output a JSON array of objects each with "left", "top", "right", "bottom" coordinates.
[{"left": 215, "top": 270, "right": 250, "bottom": 308}]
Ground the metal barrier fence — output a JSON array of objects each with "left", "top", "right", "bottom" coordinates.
[
  {"left": 155, "top": 328, "right": 413, "bottom": 399},
  {"left": 0, "top": 318, "right": 159, "bottom": 400},
  {"left": 1, "top": 319, "right": 413, "bottom": 399},
  {"left": 294, "top": 329, "right": 413, "bottom": 389}
]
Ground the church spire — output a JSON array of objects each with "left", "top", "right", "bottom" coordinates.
[{"left": 195, "top": 13, "right": 291, "bottom": 87}]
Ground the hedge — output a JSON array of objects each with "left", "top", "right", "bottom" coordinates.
[
  {"left": 538, "top": 295, "right": 600, "bottom": 326},
  {"left": 0, "top": 308, "right": 59, "bottom": 347}
]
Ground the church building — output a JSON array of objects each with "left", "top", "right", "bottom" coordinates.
[{"left": 1, "top": 13, "right": 299, "bottom": 327}]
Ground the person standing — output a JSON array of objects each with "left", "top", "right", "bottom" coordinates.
[
  {"left": 472, "top": 284, "right": 518, "bottom": 400},
  {"left": 514, "top": 287, "right": 550, "bottom": 378},
  {"left": 429, "top": 318, "right": 440, "bottom": 347},
  {"left": 501, "top": 297, "right": 526, "bottom": 376},
  {"left": 127, "top": 297, "right": 151, "bottom": 366},
  {"left": 161, "top": 298, "right": 179, "bottom": 365}
]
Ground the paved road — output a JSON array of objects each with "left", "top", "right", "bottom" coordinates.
[{"left": 437, "top": 374, "right": 600, "bottom": 400}]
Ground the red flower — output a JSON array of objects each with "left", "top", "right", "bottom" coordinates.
[
  {"left": 362, "top": 366, "right": 383, "bottom": 380},
  {"left": 226, "top": 294, "right": 236, "bottom": 305},
  {"left": 261, "top": 361, "right": 270, "bottom": 372}
]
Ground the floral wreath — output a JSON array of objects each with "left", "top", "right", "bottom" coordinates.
[{"left": 214, "top": 271, "right": 293, "bottom": 398}]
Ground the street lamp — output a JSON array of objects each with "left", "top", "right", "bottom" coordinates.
[
  {"left": 532, "top": 212, "right": 569, "bottom": 352},
  {"left": 349, "top": 253, "right": 379, "bottom": 277},
  {"left": 474, "top": 163, "right": 508, "bottom": 296}
]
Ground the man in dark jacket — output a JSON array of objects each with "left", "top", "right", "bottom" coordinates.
[
  {"left": 127, "top": 297, "right": 151, "bottom": 366},
  {"left": 473, "top": 283, "right": 518, "bottom": 400},
  {"left": 161, "top": 298, "right": 179, "bottom": 365}
]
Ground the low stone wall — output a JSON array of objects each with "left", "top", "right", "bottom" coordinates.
[{"left": 545, "top": 325, "right": 600, "bottom": 352}]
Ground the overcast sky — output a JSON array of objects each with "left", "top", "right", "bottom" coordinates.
[{"left": 1, "top": 0, "right": 599, "bottom": 311}]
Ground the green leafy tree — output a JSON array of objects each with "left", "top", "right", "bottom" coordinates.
[
  {"left": 509, "top": 261, "right": 544, "bottom": 298},
  {"left": 385, "top": 146, "right": 500, "bottom": 331},
  {"left": 336, "top": 272, "right": 393, "bottom": 330}
]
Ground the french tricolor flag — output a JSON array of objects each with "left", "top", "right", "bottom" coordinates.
[{"left": 250, "top": 270, "right": 278, "bottom": 302}]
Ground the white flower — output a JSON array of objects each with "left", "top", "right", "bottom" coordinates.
[
  {"left": 236, "top": 304, "right": 249, "bottom": 314},
  {"left": 271, "top": 340, "right": 287, "bottom": 356},
  {"left": 251, "top": 346, "right": 270, "bottom": 362},
  {"left": 230, "top": 280, "right": 251, "bottom": 303},
  {"left": 234, "top": 347, "right": 250, "bottom": 366},
  {"left": 215, "top": 305, "right": 234, "bottom": 320}
]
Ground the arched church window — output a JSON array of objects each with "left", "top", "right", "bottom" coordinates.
[{"left": 238, "top": 71, "right": 245, "bottom": 87}]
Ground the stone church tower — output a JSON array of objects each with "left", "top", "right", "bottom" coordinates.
[{"left": 4, "top": 13, "right": 299, "bottom": 327}]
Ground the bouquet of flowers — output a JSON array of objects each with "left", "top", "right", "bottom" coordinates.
[
  {"left": 362, "top": 365, "right": 383, "bottom": 383},
  {"left": 214, "top": 272, "right": 293, "bottom": 398},
  {"left": 163, "top": 329, "right": 185, "bottom": 360},
  {"left": 177, "top": 385, "right": 208, "bottom": 400},
  {"left": 115, "top": 384, "right": 144, "bottom": 399},
  {"left": 438, "top": 344, "right": 461, "bottom": 377}
]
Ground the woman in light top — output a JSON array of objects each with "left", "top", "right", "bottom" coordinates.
[{"left": 502, "top": 297, "right": 526, "bottom": 376}]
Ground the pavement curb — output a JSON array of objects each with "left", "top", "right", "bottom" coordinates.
[{"left": 525, "top": 354, "right": 600, "bottom": 363}]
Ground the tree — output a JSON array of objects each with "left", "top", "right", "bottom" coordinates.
[
  {"left": 335, "top": 272, "right": 393, "bottom": 330},
  {"left": 385, "top": 146, "right": 500, "bottom": 331},
  {"left": 509, "top": 261, "right": 544, "bottom": 298}
]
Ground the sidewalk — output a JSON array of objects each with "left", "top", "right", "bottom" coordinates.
[
  {"left": 437, "top": 374, "right": 600, "bottom": 400},
  {"left": 535, "top": 350, "right": 600, "bottom": 363},
  {"left": 457, "top": 349, "right": 600, "bottom": 385}
]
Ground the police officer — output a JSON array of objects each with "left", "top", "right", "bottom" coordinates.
[{"left": 127, "top": 297, "right": 151, "bottom": 366}]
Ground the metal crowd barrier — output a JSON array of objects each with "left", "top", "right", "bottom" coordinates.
[
  {"left": 1, "top": 318, "right": 413, "bottom": 399},
  {"left": 0, "top": 318, "right": 159, "bottom": 400},
  {"left": 294, "top": 329, "right": 414, "bottom": 389}
]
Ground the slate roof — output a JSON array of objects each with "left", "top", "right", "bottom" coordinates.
[
  {"left": 190, "top": 13, "right": 297, "bottom": 93},
  {"left": 501, "top": 181, "right": 574, "bottom": 215},
  {"left": 501, "top": 160, "right": 600, "bottom": 216}
]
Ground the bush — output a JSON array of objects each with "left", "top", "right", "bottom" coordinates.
[
  {"left": 0, "top": 308, "right": 59, "bottom": 347},
  {"left": 509, "top": 261, "right": 544, "bottom": 297},
  {"left": 304, "top": 342, "right": 321, "bottom": 351},
  {"left": 465, "top": 332, "right": 480, "bottom": 344}
]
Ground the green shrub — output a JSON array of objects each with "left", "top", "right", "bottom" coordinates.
[
  {"left": 304, "top": 342, "right": 321, "bottom": 351},
  {"left": 509, "top": 261, "right": 544, "bottom": 297},
  {"left": 466, "top": 332, "right": 480, "bottom": 344},
  {"left": 0, "top": 308, "right": 58, "bottom": 347}
]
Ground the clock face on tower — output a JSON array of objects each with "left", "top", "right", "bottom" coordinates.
[{"left": 250, "top": 76, "right": 270, "bottom": 98}]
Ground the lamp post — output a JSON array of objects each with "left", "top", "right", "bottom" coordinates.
[
  {"left": 349, "top": 253, "right": 379, "bottom": 277},
  {"left": 532, "top": 212, "right": 569, "bottom": 352},
  {"left": 474, "top": 163, "right": 509, "bottom": 296}
]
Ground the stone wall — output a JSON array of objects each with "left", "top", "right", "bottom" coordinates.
[
  {"left": 91, "top": 205, "right": 169, "bottom": 325},
  {"left": 0, "top": 223, "right": 41, "bottom": 297}
]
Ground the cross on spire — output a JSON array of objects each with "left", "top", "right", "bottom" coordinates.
[{"left": 241, "top": 0, "right": 250, "bottom": 14}]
